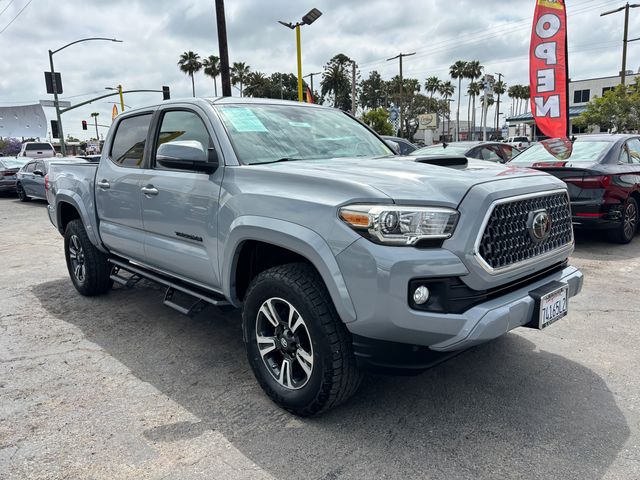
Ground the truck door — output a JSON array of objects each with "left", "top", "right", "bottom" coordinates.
[
  {"left": 139, "top": 107, "right": 223, "bottom": 289},
  {"left": 95, "top": 112, "right": 153, "bottom": 262}
]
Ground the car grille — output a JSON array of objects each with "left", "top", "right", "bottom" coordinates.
[{"left": 477, "top": 191, "right": 573, "bottom": 271}]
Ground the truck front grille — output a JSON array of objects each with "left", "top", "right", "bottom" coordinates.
[{"left": 477, "top": 191, "right": 573, "bottom": 271}]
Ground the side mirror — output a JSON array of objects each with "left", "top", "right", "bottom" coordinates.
[
  {"left": 33, "top": 169, "right": 44, "bottom": 176},
  {"left": 385, "top": 140, "right": 401, "bottom": 155},
  {"left": 156, "top": 140, "right": 218, "bottom": 173}
]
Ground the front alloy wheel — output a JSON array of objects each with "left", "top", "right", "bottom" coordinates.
[{"left": 256, "top": 297, "right": 314, "bottom": 390}]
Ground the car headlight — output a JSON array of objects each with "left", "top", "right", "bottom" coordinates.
[{"left": 339, "top": 204, "right": 459, "bottom": 245}]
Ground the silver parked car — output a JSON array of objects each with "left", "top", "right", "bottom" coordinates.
[{"left": 16, "top": 157, "right": 87, "bottom": 201}]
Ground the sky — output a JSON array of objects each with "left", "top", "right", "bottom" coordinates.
[{"left": 0, "top": 0, "right": 638, "bottom": 140}]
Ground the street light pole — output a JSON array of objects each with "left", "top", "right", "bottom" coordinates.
[
  {"left": 48, "top": 37, "right": 122, "bottom": 155},
  {"left": 601, "top": 3, "right": 640, "bottom": 85},
  {"left": 91, "top": 113, "right": 100, "bottom": 140},
  {"left": 386, "top": 52, "right": 416, "bottom": 137},
  {"left": 215, "top": 0, "right": 232, "bottom": 97},
  {"left": 495, "top": 72, "right": 503, "bottom": 136},
  {"left": 278, "top": 8, "right": 322, "bottom": 102}
]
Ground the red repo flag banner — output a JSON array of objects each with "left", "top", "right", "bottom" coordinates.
[{"left": 530, "top": 0, "right": 569, "bottom": 139}]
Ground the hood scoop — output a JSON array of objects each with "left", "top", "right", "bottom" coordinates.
[{"left": 413, "top": 155, "right": 469, "bottom": 168}]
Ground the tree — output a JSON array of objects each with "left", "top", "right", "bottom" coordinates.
[
  {"left": 230, "top": 62, "right": 250, "bottom": 97},
  {"left": 465, "top": 60, "right": 483, "bottom": 137},
  {"left": 493, "top": 79, "right": 507, "bottom": 131},
  {"left": 0, "top": 137, "right": 21, "bottom": 156},
  {"left": 243, "top": 71, "right": 269, "bottom": 98},
  {"left": 66, "top": 135, "right": 80, "bottom": 142},
  {"left": 574, "top": 81, "right": 640, "bottom": 133},
  {"left": 203, "top": 55, "right": 220, "bottom": 96},
  {"left": 508, "top": 84, "right": 520, "bottom": 115},
  {"left": 361, "top": 108, "right": 395, "bottom": 135},
  {"left": 424, "top": 76, "right": 442, "bottom": 113},
  {"left": 467, "top": 81, "right": 482, "bottom": 139},
  {"left": 387, "top": 76, "right": 424, "bottom": 137},
  {"left": 321, "top": 54, "right": 354, "bottom": 111},
  {"left": 449, "top": 60, "right": 468, "bottom": 140},
  {"left": 360, "top": 71, "right": 387, "bottom": 110},
  {"left": 178, "top": 51, "right": 202, "bottom": 97},
  {"left": 439, "top": 80, "right": 455, "bottom": 139}
]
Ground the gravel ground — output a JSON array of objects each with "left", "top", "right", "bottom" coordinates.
[{"left": 1, "top": 194, "right": 639, "bottom": 480}]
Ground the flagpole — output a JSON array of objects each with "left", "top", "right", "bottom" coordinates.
[{"left": 565, "top": 2, "right": 571, "bottom": 139}]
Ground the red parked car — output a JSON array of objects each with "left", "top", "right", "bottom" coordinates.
[{"left": 509, "top": 134, "right": 640, "bottom": 243}]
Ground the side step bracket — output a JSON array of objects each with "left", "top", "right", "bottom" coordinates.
[{"left": 163, "top": 287, "right": 208, "bottom": 317}]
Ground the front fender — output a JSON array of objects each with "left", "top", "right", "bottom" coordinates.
[
  {"left": 222, "top": 216, "right": 357, "bottom": 323},
  {"left": 55, "top": 190, "right": 106, "bottom": 253}
]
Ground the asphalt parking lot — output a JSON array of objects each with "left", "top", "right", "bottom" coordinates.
[{"left": 1, "top": 195, "right": 639, "bottom": 480}]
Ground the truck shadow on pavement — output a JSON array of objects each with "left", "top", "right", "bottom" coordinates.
[{"left": 32, "top": 279, "right": 630, "bottom": 480}]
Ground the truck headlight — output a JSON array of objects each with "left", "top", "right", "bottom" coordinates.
[{"left": 339, "top": 204, "right": 459, "bottom": 245}]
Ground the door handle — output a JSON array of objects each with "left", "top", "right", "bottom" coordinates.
[
  {"left": 97, "top": 179, "right": 110, "bottom": 189},
  {"left": 141, "top": 185, "right": 159, "bottom": 196}
]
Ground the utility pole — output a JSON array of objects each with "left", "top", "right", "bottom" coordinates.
[
  {"left": 601, "top": 3, "right": 640, "bottom": 85},
  {"left": 90, "top": 112, "right": 99, "bottom": 140},
  {"left": 215, "top": 0, "right": 232, "bottom": 96},
  {"left": 303, "top": 71, "right": 321, "bottom": 101},
  {"left": 351, "top": 60, "right": 357, "bottom": 114},
  {"left": 48, "top": 49, "right": 66, "bottom": 155},
  {"left": 386, "top": 52, "right": 415, "bottom": 137},
  {"left": 495, "top": 72, "right": 503, "bottom": 136}
]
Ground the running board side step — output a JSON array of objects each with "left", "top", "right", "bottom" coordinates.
[{"left": 108, "top": 258, "right": 230, "bottom": 316}]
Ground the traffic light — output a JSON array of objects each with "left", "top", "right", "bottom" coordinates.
[
  {"left": 162, "top": 85, "right": 170, "bottom": 101},
  {"left": 50, "top": 120, "right": 59, "bottom": 139},
  {"left": 82, "top": 120, "right": 87, "bottom": 130}
]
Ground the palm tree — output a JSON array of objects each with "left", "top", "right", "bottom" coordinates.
[
  {"left": 425, "top": 76, "right": 442, "bottom": 113},
  {"left": 321, "top": 63, "right": 350, "bottom": 108},
  {"left": 467, "top": 81, "right": 482, "bottom": 140},
  {"left": 521, "top": 85, "right": 531, "bottom": 113},
  {"left": 203, "top": 55, "right": 220, "bottom": 96},
  {"left": 230, "top": 62, "right": 251, "bottom": 97},
  {"left": 439, "top": 80, "right": 455, "bottom": 139},
  {"left": 177, "top": 51, "right": 202, "bottom": 97},
  {"left": 449, "top": 60, "right": 468, "bottom": 141},
  {"left": 465, "top": 61, "right": 483, "bottom": 138},
  {"left": 508, "top": 85, "right": 520, "bottom": 116},
  {"left": 243, "top": 71, "right": 268, "bottom": 98}
]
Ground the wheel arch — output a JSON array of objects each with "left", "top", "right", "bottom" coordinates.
[
  {"left": 222, "top": 216, "right": 357, "bottom": 323},
  {"left": 54, "top": 191, "right": 105, "bottom": 252}
]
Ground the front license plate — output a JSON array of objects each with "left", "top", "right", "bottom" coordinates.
[{"left": 538, "top": 285, "right": 568, "bottom": 329}]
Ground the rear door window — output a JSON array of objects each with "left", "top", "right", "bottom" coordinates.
[
  {"left": 25, "top": 162, "right": 35, "bottom": 173},
  {"left": 626, "top": 138, "right": 640, "bottom": 163},
  {"left": 110, "top": 114, "right": 152, "bottom": 168}
]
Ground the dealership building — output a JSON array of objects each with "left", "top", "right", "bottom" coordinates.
[{"left": 505, "top": 73, "right": 631, "bottom": 138}]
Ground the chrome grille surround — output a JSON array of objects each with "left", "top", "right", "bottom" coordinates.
[{"left": 473, "top": 189, "right": 574, "bottom": 274}]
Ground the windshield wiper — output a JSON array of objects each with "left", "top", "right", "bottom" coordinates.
[{"left": 254, "top": 157, "right": 301, "bottom": 165}]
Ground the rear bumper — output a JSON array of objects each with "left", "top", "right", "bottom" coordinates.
[
  {"left": 571, "top": 199, "right": 623, "bottom": 230},
  {"left": 0, "top": 180, "right": 17, "bottom": 192}
]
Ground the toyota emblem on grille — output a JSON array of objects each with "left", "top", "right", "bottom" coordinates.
[{"left": 527, "top": 209, "right": 552, "bottom": 243}]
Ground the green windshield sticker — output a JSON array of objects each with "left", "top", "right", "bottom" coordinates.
[{"left": 220, "top": 107, "right": 268, "bottom": 132}]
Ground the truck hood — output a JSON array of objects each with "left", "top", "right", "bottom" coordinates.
[{"left": 253, "top": 156, "right": 554, "bottom": 207}]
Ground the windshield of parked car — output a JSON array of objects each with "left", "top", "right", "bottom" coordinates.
[
  {"left": 25, "top": 143, "right": 53, "bottom": 151},
  {"left": 509, "top": 140, "right": 611, "bottom": 164},
  {"left": 410, "top": 144, "right": 470, "bottom": 156},
  {"left": 0, "top": 158, "right": 27, "bottom": 168},
  {"left": 216, "top": 104, "right": 393, "bottom": 164}
]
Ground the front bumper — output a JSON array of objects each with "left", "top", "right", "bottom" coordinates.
[{"left": 336, "top": 238, "right": 583, "bottom": 357}]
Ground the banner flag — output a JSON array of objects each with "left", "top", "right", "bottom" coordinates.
[{"left": 530, "top": 0, "right": 569, "bottom": 139}]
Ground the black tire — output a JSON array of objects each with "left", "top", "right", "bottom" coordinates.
[
  {"left": 243, "top": 263, "right": 362, "bottom": 416},
  {"left": 64, "top": 219, "right": 113, "bottom": 296},
  {"left": 16, "top": 183, "right": 30, "bottom": 202},
  {"left": 608, "top": 197, "right": 638, "bottom": 244}
]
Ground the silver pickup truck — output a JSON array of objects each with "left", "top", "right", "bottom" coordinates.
[{"left": 47, "top": 98, "right": 583, "bottom": 415}]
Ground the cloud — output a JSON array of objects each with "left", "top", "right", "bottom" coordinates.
[{"left": 0, "top": 0, "right": 635, "bottom": 139}]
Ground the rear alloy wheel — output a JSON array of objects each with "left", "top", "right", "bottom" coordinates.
[
  {"left": 610, "top": 197, "right": 638, "bottom": 244},
  {"left": 64, "top": 219, "right": 113, "bottom": 296},
  {"left": 243, "top": 263, "right": 362, "bottom": 416},
  {"left": 16, "top": 183, "right": 30, "bottom": 202}
]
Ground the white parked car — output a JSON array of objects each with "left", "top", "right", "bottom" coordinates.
[
  {"left": 505, "top": 136, "right": 531, "bottom": 150},
  {"left": 18, "top": 142, "right": 56, "bottom": 159}
]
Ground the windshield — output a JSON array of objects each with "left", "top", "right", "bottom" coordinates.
[
  {"left": 411, "top": 145, "right": 469, "bottom": 156},
  {"left": 216, "top": 104, "right": 393, "bottom": 165},
  {"left": 0, "top": 158, "right": 27, "bottom": 168},
  {"left": 25, "top": 143, "right": 53, "bottom": 151},
  {"left": 509, "top": 141, "right": 611, "bottom": 164}
]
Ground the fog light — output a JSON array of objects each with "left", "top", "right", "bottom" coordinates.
[{"left": 413, "top": 286, "right": 430, "bottom": 305}]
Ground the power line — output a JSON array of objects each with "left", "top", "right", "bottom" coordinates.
[
  {"left": 0, "top": 0, "right": 15, "bottom": 18},
  {"left": 0, "top": 0, "right": 34, "bottom": 35}
]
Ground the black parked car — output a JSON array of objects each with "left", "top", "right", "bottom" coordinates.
[
  {"left": 16, "top": 157, "right": 87, "bottom": 202},
  {"left": 0, "top": 157, "right": 28, "bottom": 193},
  {"left": 509, "top": 134, "right": 640, "bottom": 243},
  {"left": 411, "top": 141, "right": 520, "bottom": 163},
  {"left": 381, "top": 136, "right": 418, "bottom": 155}
]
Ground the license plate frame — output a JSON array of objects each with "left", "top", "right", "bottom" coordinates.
[{"left": 528, "top": 281, "right": 569, "bottom": 330}]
